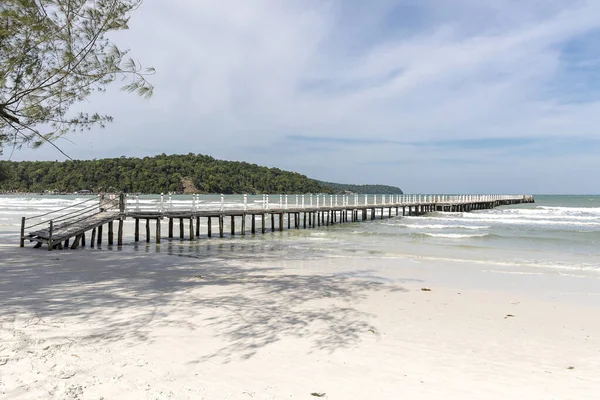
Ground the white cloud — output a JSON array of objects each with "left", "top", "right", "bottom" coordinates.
[{"left": 7, "top": 0, "right": 600, "bottom": 193}]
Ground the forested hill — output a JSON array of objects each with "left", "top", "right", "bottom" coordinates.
[
  {"left": 0, "top": 154, "right": 402, "bottom": 194},
  {"left": 318, "top": 181, "right": 403, "bottom": 195}
]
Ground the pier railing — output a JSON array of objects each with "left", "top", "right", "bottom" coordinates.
[{"left": 124, "top": 193, "right": 532, "bottom": 213}]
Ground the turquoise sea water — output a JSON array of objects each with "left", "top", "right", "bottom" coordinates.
[{"left": 1, "top": 195, "right": 599, "bottom": 278}]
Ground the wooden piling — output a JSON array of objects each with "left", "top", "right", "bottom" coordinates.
[
  {"left": 91, "top": 228, "right": 96, "bottom": 248},
  {"left": 179, "top": 218, "right": 184, "bottom": 239},
  {"left": 208, "top": 217, "right": 212, "bottom": 237},
  {"left": 20, "top": 217, "right": 25, "bottom": 248},
  {"left": 168, "top": 218, "right": 173, "bottom": 238},
  {"left": 156, "top": 219, "right": 161, "bottom": 243},
  {"left": 251, "top": 215, "right": 256, "bottom": 234},
  {"left": 231, "top": 216, "right": 235, "bottom": 236},
  {"left": 146, "top": 219, "right": 150, "bottom": 243},
  {"left": 279, "top": 213, "right": 284, "bottom": 231},
  {"left": 242, "top": 214, "right": 246, "bottom": 235},
  {"left": 97, "top": 224, "right": 102, "bottom": 246},
  {"left": 81, "top": 232, "right": 86, "bottom": 247},
  {"left": 196, "top": 216, "right": 200, "bottom": 237},
  {"left": 48, "top": 221, "right": 53, "bottom": 251},
  {"left": 219, "top": 215, "right": 224, "bottom": 238},
  {"left": 261, "top": 214, "right": 266, "bottom": 234},
  {"left": 108, "top": 221, "right": 114, "bottom": 245},
  {"left": 189, "top": 217, "right": 194, "bottom": 240},
  {"left": 135, "top": 219, "right": 140, "bottom": 242},
  {"left": 271, "top": 213, "right": 275, "bottom": 232},
  {"left": 118, "top": 219, "right": 123, "bottom": 246}
]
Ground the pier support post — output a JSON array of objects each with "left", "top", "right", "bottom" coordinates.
[
  {"left": 190, "top": 217, "right": 194, "bottom": 240},
  {"left": 231, "top": 216, "right": 235, "bottom": 236},
  {"left": 251, "top": 215, "right": 256, "bottom": 234},
  {"left": 261, "top": 214, "right": 266, "bottom": 234},
  {"left": 179, "top": 218, "right": 184, "bottom": 239},
  {"left": 279, "top": 213, "right": 284, "bottom": 231},
  {"left": 108, "top": 221, "right": 114, "bottom": 245},
  {"left": 208, "top": 217, "right": 212, "bottom": 237},
  {"left": 271, "top": 213, "right": 275, "bottom": 232},
  {"left": 288, "top": 213, "right": 291, "bottom": 229},
  {"left": 219, "top": 215, "right": 224, "bottom": 238},
  {"left": 118, "top": 219, "right": 123, "bottom": 246},
  {"left": 168, "top": 218, "right": 173, "bottom": 238},
  {"left": 81, "top": 232, "right": 86, "bottom": 247},
  {"left": 47, "top": 221, "right": 53, "bottom": 251},
  {"left": 70, "top": 235, "right": 81, "bottom": 249},
  {"left": 97, "top": 225, "right": 102, "bottom": 246},
  {"left": 135, "top": 219, "right": 140, "bottom": 242},
  {"left": 91, "top": 228, "right": 96, "bottom": 248},
  {"left": 242, "top": 214, "right": 246, "bottom": 235},
  {"left": 20, "top": 217, "right": 25, "bottom": 248},
  {"left": 196, "top": 216, "right": 200, "bottom": 237},
  {"left": 156, "top": 219, "right": 161, "bottom": 244},
  {"left": 146, "top": 219, "right": 150, "bottom": 243}
]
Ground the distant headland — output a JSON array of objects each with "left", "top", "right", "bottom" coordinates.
[{"left": 0, "top": 153, "right": 403, "bottom": 195}]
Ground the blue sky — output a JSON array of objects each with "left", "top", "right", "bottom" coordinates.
[{"left": 6, "top": 0, "right": 600, "bottom": 194}]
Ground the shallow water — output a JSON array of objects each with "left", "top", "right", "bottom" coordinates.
[{"left": 2, "top": 194, "right": 599, "bottom": 279}]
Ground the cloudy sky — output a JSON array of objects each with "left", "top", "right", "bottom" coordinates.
[{"left": 8, "top": 0, "right": 600, "bottom": 194}]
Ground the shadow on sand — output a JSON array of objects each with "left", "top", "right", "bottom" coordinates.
[{"left": 1, "top": 246, "right": 417, "bottom": 361}]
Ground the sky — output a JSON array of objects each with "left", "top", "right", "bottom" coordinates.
[{"left": 6, "top": 0, "right": 600, "bottom": 194}]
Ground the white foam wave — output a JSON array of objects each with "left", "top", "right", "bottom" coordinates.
[
  {"left": 422, "top": 233, "right": 489, "bottom": 239},
  {"left": 396, "top": 223, "right": 489, "bottom": 230}
]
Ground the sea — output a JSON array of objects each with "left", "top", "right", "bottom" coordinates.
[{"left": 2, "top": 194, "right": 599, "bottom": 284}]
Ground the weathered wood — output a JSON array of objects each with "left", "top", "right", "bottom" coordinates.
[
  {"left": 70, "top": 235, "right": 81, "bottom": 249},
  {"left": 279, "top": 213, "right": 284, "bottom": 232},
  {"left": 168, "top": 218, "right": 173, "bottom": 238},
  {"left": 219, "top": 215, "right": 224, "bottom": 238},
  {"left": 189, "top": 217, "right": 194, "bottom": 240},
  {"left": 231, "top": 216, "right": 235, "bottom": 236},
  {"left": 108, "top": 221, "right": 114, "bottom": 245},
  {"left": 20, "top": 217, "right": 25, "bottom": 248},
  {"left": 196, "top": 216, "right": 200, "bottom": 237},
  {"left": 241, "top": 214, "right": 246, "bottom": 235},
  {"left": 146, "top": 219, "right": 150, "bottom": 243},
  {"left": 271, "top": 213, "right": 275, "bottom": 232},
  {"left": 135, "top": 219, "right": 140, "bottom": 242},
  {"left": 179, "top": 218, "right": 184, "bottom": 239},
  {"left": 208, "top": 217, "right": 212, "bottom": 237},
  {"left": 64, "top": 238, "right": 70, "bottom": 248},
  {"left": 251, "top": 215, "right": 256, "bottom": 234},
  {"left": 47, "top": 221, "right": 53, "bottom": 251},
  {"left": 91, "top": 228, "right": 96, "bottom": 248},
  {"left": 118, "top": 219, "right": 123, "bottom": 246},
  {"left": 156, "top": 219, "right": 161, "bottom": 243},
  {"left": 261, "top": 214, "right": 266, "bottom": 234},
  {"left": 97, "top": 224, "right": 103, "bottom": 245},
  {"left": 81, "top": 232, "right": 86, "bottom": 247}
]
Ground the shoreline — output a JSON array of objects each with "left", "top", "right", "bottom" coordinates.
[{"left": 1, "top": 246, "right": 599, "bottom": 399}]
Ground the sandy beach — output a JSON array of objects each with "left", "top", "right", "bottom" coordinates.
[{"left": 1, "top": 245, "right": 599, "bottom": 399}]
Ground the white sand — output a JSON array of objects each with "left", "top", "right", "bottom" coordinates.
[{"left": 1, "top": 246, "right": 599, "bottom": 399}]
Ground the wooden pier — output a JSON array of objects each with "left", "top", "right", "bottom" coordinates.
[{"left": 20, "top": 194, "right": 535, "bottom": 250}]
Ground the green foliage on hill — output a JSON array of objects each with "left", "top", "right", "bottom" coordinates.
[
  {"left": 0, "top": 153, "right": 343, "bottom": 194},
  {"left": 318, "top": 181, "right": 403, "bottom": 195}
]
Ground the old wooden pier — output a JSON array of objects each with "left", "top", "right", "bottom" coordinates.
[{"left": 20, "top": 194, "right": 535, "bottom": 250}]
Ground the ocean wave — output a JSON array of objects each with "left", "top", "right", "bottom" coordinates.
[
  {"left": 421, "top": 233, "right": 489, "bottom": 239},
  {"left": 393, "top": 223, "right": 490, "bottom": 230}
]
